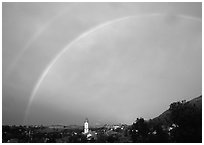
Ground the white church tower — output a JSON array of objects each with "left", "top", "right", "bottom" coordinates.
[{"left": 84, "top": 118, "right": 89, "bottom": 134}]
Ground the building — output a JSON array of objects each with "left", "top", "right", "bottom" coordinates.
[
  {"left": 83, "top": 118, "right": 97, "bottom": 141},
  {"left": 84, "top": 118, "right": 89, "bottom": 134}
]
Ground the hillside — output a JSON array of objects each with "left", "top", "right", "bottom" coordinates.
[
  {"left": 187, "top": 95, "right": 202, "bottom": 109},
  {"left": 149, "top": 95, "right": 202, "bottom": 126}
]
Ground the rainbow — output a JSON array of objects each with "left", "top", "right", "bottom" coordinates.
[{"left": 23, "top": 14, "right": 201, "bottom": 124}]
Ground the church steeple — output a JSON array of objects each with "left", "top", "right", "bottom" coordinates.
[{"left": 84, "top": 118, "right": 89, "bottom": 134}]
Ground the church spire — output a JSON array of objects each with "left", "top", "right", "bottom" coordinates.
[
  {"left": 84, "top": 118, "right": 89, "bottom": 134},
  {"left": 85, "top": 118, "right": 89, "bottom": 123}
]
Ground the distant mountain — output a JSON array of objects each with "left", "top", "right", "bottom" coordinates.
[
  {"left": 149, "top": 95, "right": 202, "bottom": 126},
  {"left": 64, "top": 125, "right": 83, "bottom": 130},
  {"left": 47, "top": 124, "right": 83, "bottom": 130}
]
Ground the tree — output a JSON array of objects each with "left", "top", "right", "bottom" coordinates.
[
  {"left": 96, "top": 132, "right": 107, "bottom": 143},
  {"left": 169, "top": 101, "right": 202, "bottom": 142},
  {"left": 148, "top": 124, "right": 169, "bottom": 142},
  {"left": 130, "top": 118, "right": 149, "bottom": 142}
]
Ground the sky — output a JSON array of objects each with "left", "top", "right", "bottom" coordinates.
[{"left": 2, "top": 2, "right": 202, "bottom": 126}]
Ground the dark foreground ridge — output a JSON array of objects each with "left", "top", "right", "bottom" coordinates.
[{"left": 2, "top": 95, "right": 202, "bottom": 143}]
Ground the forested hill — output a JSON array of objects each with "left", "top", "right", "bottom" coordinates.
[
  {"left": 149, "top": 95, "right": 202, "bottom": 126},
  {"left": 188, "top": 95, "right": 202, "bottom": 109},
  {"left": 130, "top": 95, "right": 202, "bottom": 142}
]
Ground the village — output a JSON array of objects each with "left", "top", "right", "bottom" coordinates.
[
  {"left": 2, "top": 96, "right": 202, "bottom": 143},
  {"left": 2, "top": 120, "right": 130, "bottom": 143}
]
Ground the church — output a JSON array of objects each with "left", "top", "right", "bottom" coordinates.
[
  {"left": 83, "top": 118, "right": 97, "bottom": 141},
  {"left": 84, "top": 118, "right": 89, "bottom": 134}
]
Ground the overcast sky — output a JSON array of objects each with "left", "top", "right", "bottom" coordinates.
[{"left": 2, "top": 2, "right": 201, "bottom": 126}]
